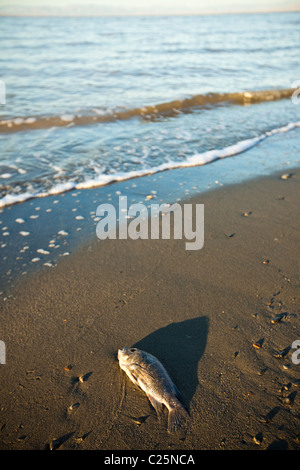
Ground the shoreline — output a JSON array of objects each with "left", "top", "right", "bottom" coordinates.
[
  {"left": 0, "top": 168, "right": 299, "bottom": 450},
  {"left": 1, "top": 122, "right": 299, "bottom": 290}
]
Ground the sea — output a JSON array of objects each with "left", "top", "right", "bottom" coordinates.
[{"left": 0, "top": 12, "right": 300, "bottom": 285}]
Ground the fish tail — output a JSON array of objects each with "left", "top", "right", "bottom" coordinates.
[{"left": 167, "top": 402, "right": 189, "bottom": 433}]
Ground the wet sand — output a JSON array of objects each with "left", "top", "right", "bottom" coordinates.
[{"left": 0, "top": 169, "right": 299, "bottom": 451}]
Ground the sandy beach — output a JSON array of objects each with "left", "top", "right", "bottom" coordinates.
[{"left": 0, "top": 168, "right": 299, "bottom": 451}]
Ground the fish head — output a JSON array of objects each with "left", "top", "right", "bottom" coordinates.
[{"left": 118, "top": 346, "right": 141, "bottom": 365}]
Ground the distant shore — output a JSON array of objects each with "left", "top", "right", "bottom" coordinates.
[{"left": 0, "top": 168, "right": 299, "bottom": 450}]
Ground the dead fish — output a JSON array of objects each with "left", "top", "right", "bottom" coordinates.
[{"left": 118, "top": 346, "right": 189, "bottom": 433}]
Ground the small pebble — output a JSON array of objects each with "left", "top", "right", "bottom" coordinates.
[
  {"left": 253, "top": 433, "right": 263, "bottom": 445},
  {"left": 280, "top": 173, "right": 292, "bottom": 180},
  {"left": 273, "top": 346, "right": 290, "bottom": 358},
  {"left": 132, "top": 415, "right": 149, "bottom": 426},
  {"left": 257, "top": 367, "right": 268, "bottom": 376},
  {"left": 68, "top": 402, "right": 80, "bottom": 411},
  {"left": 271, "top": 313, "right": 287, "bottom": 323}
]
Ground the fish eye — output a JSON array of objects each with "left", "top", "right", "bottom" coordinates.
[{"left": 130, "top": 348, "right": 137, "bottom": 352}]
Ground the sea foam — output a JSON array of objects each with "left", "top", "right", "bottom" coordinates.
[{"left": 0, "top": 120, "right": 299, "bottom": 209}]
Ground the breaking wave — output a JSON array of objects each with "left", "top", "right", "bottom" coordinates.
[
  {"left": 0, "top": 119, "right": 299, "bottom": 209},
  {"left": 0, "top": 88, "right": 296, "bottom": 134}
]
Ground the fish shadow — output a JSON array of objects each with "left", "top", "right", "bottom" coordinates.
[{"left": 132, "top": 316, "right": 209, "bottom": 410}]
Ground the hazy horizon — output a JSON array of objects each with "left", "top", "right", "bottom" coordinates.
[{"left": 1, "top": 0, "right": 299, "bottom": 16}]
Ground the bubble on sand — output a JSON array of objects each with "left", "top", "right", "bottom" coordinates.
[
  {"left": 37, "top": 249, "right": 50, "bottom": 255},
  {"left": 19, "top": 231, "right": 30, "bottom": 236},
  {"left": 15, "top": 218, "right": 25, "bottom": 224},
  {"left": 58, "top": 230, "right": 68, "bottom": 236}
]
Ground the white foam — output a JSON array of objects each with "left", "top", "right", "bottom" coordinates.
[
  {"left": 0, "top": 120, "right": 299, "bottom": 210},
  {"left": 0, "top": 191, "right": 36, "bottom": 208},
  {"left": 13, "top": 117, "right": 24, "bottom": 125},
  {"left": 25, "top": 117, "right": 37, "bottom": 124},
  {"left": 48, "top": 182, "right": 76, "bottom": 195},
  {"left": 60, "top": 114, "right": 74, "bottom": 122},
  {"left": 0, "top": 173, "right": 12, "bottom": 179}
]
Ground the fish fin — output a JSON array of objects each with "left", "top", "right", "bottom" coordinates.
[
  {"left": 167, "top": 403, "right": 189, "bottom": 433},
  {"left": 124, "top": 367, "right": 139, "bottom": 386},
  {"left": 147, "top": 394, "right": 163, "bottom": 418}
]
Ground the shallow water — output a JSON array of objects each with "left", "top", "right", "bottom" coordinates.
[{"left": 0, "top": 12, "right": 300, "bottom": 207}]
